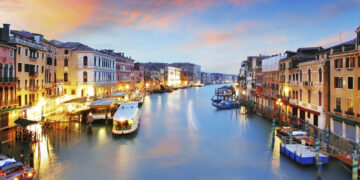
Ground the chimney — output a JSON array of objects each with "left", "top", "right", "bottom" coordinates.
[
  {"left": 356, "top": 26, "right": 360, "bottom": 50},
  {"left": 1, "top": 24, "right": 10, "bottom": 42}
]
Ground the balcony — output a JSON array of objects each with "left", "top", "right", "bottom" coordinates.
[
  {"left": 28, "top": 86, "right": 39, "bottom": 91},
  {"left": 9, "top": 36, "right": 45, "bottom": 50},
  {"left": 345, "top": 110, "right": 354, "bottom": 116},
  {"left": 289, "top": 98, "right": 298, "bottom": 105},
  {"left": 0, "top": 77, "right": 16, "bottom": 83},
  {"left": 334, "top": 108, "right": 342, "bottom": 113},
  {"left": 0, "top": 100, "right": 18, "bottom": 108},
  {"left": 29, "top": 71, "right": 38, "bottom": 77},
  {"left": 29, "top": 55, "right": 38, "bottom": 60},
  {"left": 303, "top": 81, "right": 313, "bottom": 86}
]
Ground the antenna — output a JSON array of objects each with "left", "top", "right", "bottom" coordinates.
[{"left": 339, "top": 32, "right": 342, "bottom": 43}]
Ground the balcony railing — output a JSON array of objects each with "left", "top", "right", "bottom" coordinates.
[
  {"left": 28, "top": 86, "right": 39, "bottom": 91},
  {"left": 345, "top": 110, "right": 354, "bottom": 116},
  {"left": 29, "top": 56, "right": 38, "bottom": 60},
  {"left": 303, "top": 81, "right": 313, "bottom": 86},
  {"left": 9, "top": 36, "right": 45, "bottom": 50},
  {"left": 0, "top": 77, "right": 16, "bottom": 83},
  {"left": 0, "top": 100, "right": 18, "bottom": 107},
  {"left": 334, "top": 108, "right": 342, "bottom": 113}
]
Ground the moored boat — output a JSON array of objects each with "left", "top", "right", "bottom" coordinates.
[
  {"left": 212, "top": 100, "right": 240, "bottom": 109},
  {"left": 280, "top": 143, "right": 329, "bottom": 165},
  {"left": 0, "top": 154, "right": 35, "bottom": 180},
  {"left": 112, "top": 102, "right": 140, "bottom": 135},
  {"left": 131, "top": 93, "right": 144, "bottom": 107},
  {"left": 335, "top": 154, "right": 360, "bottom": 173}
]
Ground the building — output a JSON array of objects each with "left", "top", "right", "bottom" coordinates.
[
  {"left": 142, "top": 62, "right": 167, "bottom": 87},
  {"left": 279, "top": 47, "right": 322, "bottom": 124},
  {"left": 0, "top": 24, "right": 18, "bottom": 128},
  {"left": 261, "top": 54, "right": 286, "bottom": 111},
  {"left": 297, "top": 50, "right": 330, "bottom": 130},
  {"left": 171, "top": 63, "right": 201, "bottom": 85},
  {"left": 133, "top": 62, "right": 145, "bottom": 90},
  {"left": 329, "top": 26, "right": 360, "bottom": 142},
  {"left": 57, "top": 42, "right": 116, "bottom": 98},
  {"left": 165, "top": 66, "right": 181, "bottom": 87},
  {"left": 100, "top": 50, "right": 134, "bottom": 91},
  {"left": 246, "top": 56, "right": 269, "bottom": 103}
]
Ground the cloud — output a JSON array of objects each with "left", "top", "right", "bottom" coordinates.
[
  {"left": 319, "top": 0, "right": 358, "bottom": 20},
  {"left": 266, "top": 35, "right": 287, "bottom": 45},
  {"left": 0, "top": 0, "right": 102, "bottom": 38},
  {"left": 313, "top": 31, "right": 355, "bottom": 47}
]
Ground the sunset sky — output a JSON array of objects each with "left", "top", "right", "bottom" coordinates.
[{"left": 1, "top": 0, "right": 359, "bottom": 73}]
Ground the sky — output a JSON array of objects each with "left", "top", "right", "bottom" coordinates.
[{"left": 0, "top": 0, "right": 360, "bottom": 74}]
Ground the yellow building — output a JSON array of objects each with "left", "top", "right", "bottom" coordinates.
[
  {"left": 298, "top": 51, "right": 330, "bottom": 130},
  {"left": 329, "top": 26, "right": 360, "bottom": 142},
  {"left": 57, "top": 42, "right": 116, "bottom": 98}
]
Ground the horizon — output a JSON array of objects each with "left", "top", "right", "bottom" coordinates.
[{"left": 1, "top": 0, "right": 359, "bottom": 74}]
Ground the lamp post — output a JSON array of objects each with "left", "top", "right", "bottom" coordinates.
[{"left": 276, "top": 98, "right": 283, "bottom": 125}]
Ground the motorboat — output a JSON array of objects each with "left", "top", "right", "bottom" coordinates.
[
  {"left": 0, "top": 154, "right": 35, "bottom": 180},
  {"left": 212, "top": 100, "right": 241, "bottom": 109},
  {"left": 112, "top": 102, "right": 140, "bottom": 135}
]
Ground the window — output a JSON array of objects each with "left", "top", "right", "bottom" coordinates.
[
  {"left": 319, "top": 68, "right": 322, "bottom": 82},
  {"left": 308, "top": 69, "right": 311, "bottom": 82},
  {"left": 318, "top": 91, "right": 322, "bottom": 106},
  {"left": 308, "top": 90, "right": 311, "bottom": 104},
  {"left": 18, "top": 63, "right": 22, "bottom": 72},
  {"left": 336, "top": 97, "right": 341, "bottom": 111},
  {"left": 348, "top": 77, "right": 353, "bottom": 89},
  {"left": 71, "top": 90, "right": 75, "bottom": 95},
  {"left": 300, "top": 89, "right": 302, "bottom": 101},
  {"left": 94, "top": 72, "right": 96, "bottom": 82},
  {"left": 9, "top": 65, "right": 13, "bottom": 81},
  {"left": 94, "top": 57, "right": 96, "bottom": 66},
  {"left": 54, "top": 58, "right": 57, "bottom": 66},
  {"left": 42, "top": 53, "right": 44, "bottom": 59},
  {"left": 307, "top": 112, "right": 310, "bottom": 119},
  {"left": 358, "top": 77, "right": 360, "bottom": 90},
  {"left": 358, "top": 56, "right": 360, "bottom": 67},
  {"left": 83, "top": 56, "right": 88, "bottom": 66},
  {"left": 347, "top": 99, "right": 353, "bottom": 113},
  {"left": 65, "top": 50, "right": 68, "bottom": 54},
  {"left": 25, "top": 49, "right": 28, "bottom": 56},
  {"left": 300, "top": 70, "right": 302, "bottom": 81},
  {"left": 42, "top": 66, "right": 44, "bottom": 73},
  {"left": 346, "top": 57, "right": 355, "bottom": 68},
  {"left": 64, "top": 58, "right": 68, "bottom": 66},
  {"left": 9, "top": 49, "right": 13, "bottom": 57},
  {"left": 335, "top": 59, "right": 343, "bottom": 68},
  {"left": 334, "top": 77, "right": 343, "bottom": 88},
  {"left": 64, "top": 73, "right": 68, "bottom": 82},
  {"left": 17, "top": 47, "right": 21, "bottom": 55},
  {"left": 83, "top": 71, "right": 87, "bottom": 82}
]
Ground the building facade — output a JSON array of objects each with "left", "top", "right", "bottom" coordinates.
[{"left": 165, "top": 66, "right": 181, "bottom": 87}]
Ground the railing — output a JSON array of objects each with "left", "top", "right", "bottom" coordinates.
[
  {"left": 345, "top": 110, "right": 354, "bottom": 115},
  {"left": 29, "top": 72, "right": 38, "bottom": 77},
  {"left": 28, "top": 87, "right": 39, "bottom": 91},
  {"left": 334, "top": 108, "right": 342, "bottom": 113},
  {"left": 29, "top": 56, "right": 38, "bottom": 60},
  {"left": 0, "top": 77, "right": 16, "bottom": 83},
  {"left": 302, "top": 81, "right": 313, "bottom": 86},
  {"left": 8, "top": 37, "right": 45, "bottom": 50},
  {"left": 290, "top": 81, "right": 298, "bottom": 86}
]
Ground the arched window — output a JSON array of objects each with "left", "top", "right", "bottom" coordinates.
[
  {"left": 300, "top": 70, "right": 302, "bottom": 81},
  {"left": 64, "top": 73, "right": 68, "bottom": 82},
  {"left": 308, "top": 69, "right": 311, "bottom": 82},
  {"left": 0, "top": 64, "right": 2, "bottom": 82},
  {"left": 83, "top": 71, "right": 87, "bottom": 82},
  {"left": 4, "top": 65, "right": 8, "bottom": 82},
  {"left": 319, "top": 68, "right": 322, "bottom": 82},
  {"left": 83, "top": 56, "right": 88, "bottom": 66},
  {"left": 9, "top": 65, "right": 13, "bottom": 81},
  {"left": 64, "top": 58, "right": 68, "bottom": 66}
]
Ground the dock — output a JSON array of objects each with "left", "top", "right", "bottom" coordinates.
[{"left": 280, "top": 143, "right": 329, "bottom": 165}]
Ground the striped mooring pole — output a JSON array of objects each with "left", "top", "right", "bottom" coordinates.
[
  {"left": 326, "top": 126, "right": 330, "bottom": 151},
  {"left": 289, "top": 125, "right": 293, "bottom": 144},
  {"left": 272, "top": 119, "right": 276, "bottom": 147},
  {"left": 353, "top": 151, "right": 358, "bottom": 180},
  {"left": 306, "top": 120, "right": 309, "bottom": 136},
  {"left": 315, "top": 138, "right": 320, "bottom": 164}
]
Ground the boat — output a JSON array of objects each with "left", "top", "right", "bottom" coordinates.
[
  {"left": 0, "top": 154, "right": 35, "bottom": 179},
  {"left": 276, "top": 127, "right": 299, "bottom": 136},
  {"left": 131, "top": 94, "right": 144, "bottom": 107},
  {"left": 112, "top": 102, "right": 140, "bottom": 135},
  {"left": 165, "top": 88, "right": 173, "bottom": 92},
  {"left": 335, "top": 154, "right": 360, "bottom": 173},
  {"left": 211, "top": 96, "right": 221, "bottom": 103},
  {"left": 212, "top": 100, "right": 241, "bottom": 109},
  {"left": 280, "top": 143, "right": 329, "bottom": 165}
]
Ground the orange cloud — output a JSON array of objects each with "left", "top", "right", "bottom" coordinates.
[
  {"left": 266, "top": 35, "right": 287, "bottom": 44},
  {"left": 0, "top": 0, "right": 101, "bottom": 38},
  {"left": 313, "top": 31, "right": 355, "bottom": 47}
]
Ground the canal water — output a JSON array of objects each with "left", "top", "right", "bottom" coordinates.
[{"left": 2, "top": 84, "right": 351, "bottom": 179}]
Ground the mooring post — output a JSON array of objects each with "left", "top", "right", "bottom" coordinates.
[
  {"left": 272, "top": 119, "right": 276, "bottom": 148},
  {"left": 353, "top": 151, "right": 358, "bottom": 180}
]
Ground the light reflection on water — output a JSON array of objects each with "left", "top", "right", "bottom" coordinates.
[{"left": 4, "top": 84, "right": 352, "bottom": 179}]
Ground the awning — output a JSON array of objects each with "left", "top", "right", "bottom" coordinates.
[
  {"left": 0, "top": 107, "right": 18, "bottom": 115},
  {"left": 15, "top": 118, "right": 38, "bottom": 127}
]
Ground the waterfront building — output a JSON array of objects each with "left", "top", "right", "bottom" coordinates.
[
  {"left": 297, "top": 50, "right": 330, "bottom": 130},
  {"left": 246, "top": 56, "right": 269, "bottom": 103},
  {"left": 133, "top": 63, "right": 145, "bottom": 90},
  {"left": 171, "top": 63, "right": 201, "bottom": 85},
  {"left": 329, "top": 26, "right": 360, "bottom": 142},
  {"left": 101, "top": 50, "right": 134, "bottom": 91},
  {"left": 57, "top": 42, "right": 116, "bottom": 98},
  {"left": 142, "top": 62, "right": 166, "bottom": 88},
  {"left": 279, "top": 48, "right": 322, "bottom": 123},
  {"left": 9, "top": 29, "right": 47, "bottom": 121},
  {"left": 238, "top": 60, "right": 248, "bottom": 101},
  {"left": 164, "top": 66, "right": 181, "bottom": 87},
  {"left": 261, "top": 54, "right": 286, "bottom": 111},
  {"left": 0, "top": 24, "right": 18, "bottom": 128}
]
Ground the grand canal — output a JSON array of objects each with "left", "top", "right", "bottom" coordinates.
[{"left": 3, "top": 84, "right": 351, "bottom": 179}]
